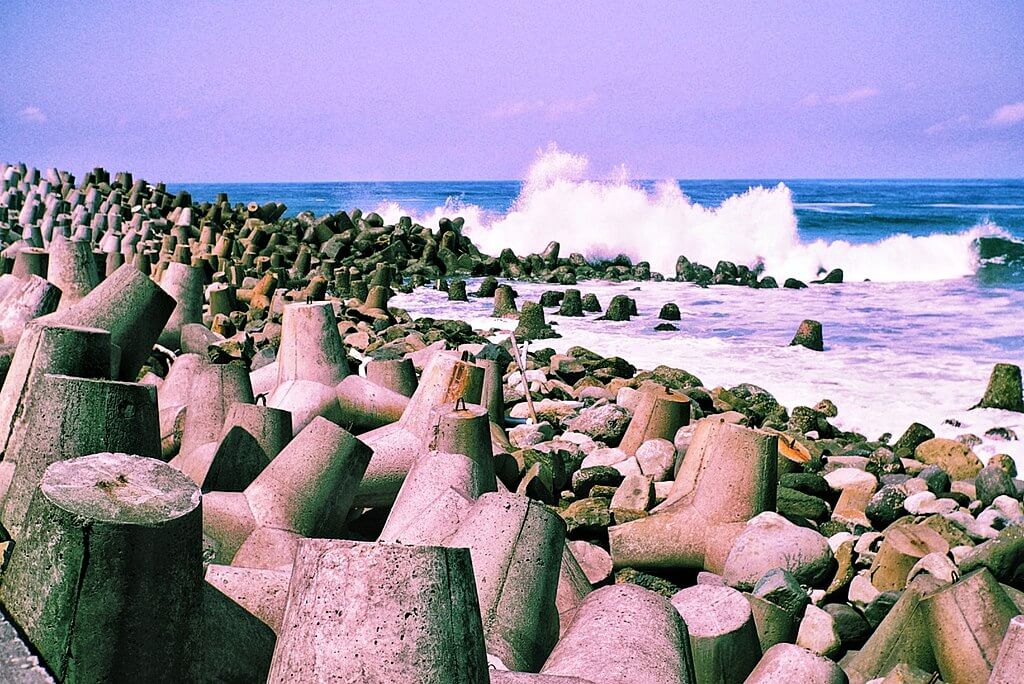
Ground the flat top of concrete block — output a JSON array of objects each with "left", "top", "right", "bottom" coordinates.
[
  {"left": 670, "top": 584, "right": 752, "bottom": 637},
  {"left": 42, "top": 452, "right": 200, "bottom": 525}
]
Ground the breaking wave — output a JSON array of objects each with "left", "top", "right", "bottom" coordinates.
[{"left": 377, "top": 144, "right": 1018, "bottom": 283}]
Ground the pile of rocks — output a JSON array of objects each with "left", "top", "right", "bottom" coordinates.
[{"left": 0, "top": 162, "right": 1021, "bottom": 683}]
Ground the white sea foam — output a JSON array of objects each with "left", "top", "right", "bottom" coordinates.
[
  {"left": 391, "top": 278, "right": 1024, "bottom": 471},
  {"left": 377, "top": 144, "right": 1009, "bottom": 283}
]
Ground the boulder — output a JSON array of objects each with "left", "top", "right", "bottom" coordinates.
[
  {"left": 973, "top": 363, "right": 1024, "bottom": 412},
  {"left": 975, "top": 465, "right": 1019, "bottom": 508},
  {"left": 658, "top": 303, "right": 681, "bottom": 321},
  {"left": 723, "top": 512, "right": 835, "bottom": 590},
  {"left": 789, "top": 319, "right": 823, "bottom": 351},
  {"left": 567, "top": 404, "right": 633, "bottom": 445},
  {"left": 914, "top": 438, "right": 983, "bottom": 480}
]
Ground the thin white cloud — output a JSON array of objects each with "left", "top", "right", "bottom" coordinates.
[
  {"left": 986, "top": 101, "right": 1024, "bottom": 127},
  {"left": 17, "top": 106, "right": 46, "bottom": 124},
  {"left": 798, "top": 87, "right": 880, "bottom": 107},
  {"left": 487, "top": 94, "right": 597, "bottom": 120},
  {"left": 924, "top": 114, "right": 970, "bottom": 135},
  {"left": 827, "top": 87, "right": 881, "bottom": 105}
]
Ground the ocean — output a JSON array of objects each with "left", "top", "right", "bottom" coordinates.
[{"left": 170, "top": 167, "right": 1024, "bottom": 468}]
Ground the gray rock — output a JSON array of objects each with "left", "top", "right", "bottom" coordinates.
[
  {"left": 865, "top": 484, "right": 907, "bottom": 528},
  {"left": 723, "top": 512, "right": 835, "bottom": 590},
  {"left": 567, "top": 404, "right": 633, "bottom": 445},
  {"left": 976, "top": 465, "right": 1019, "bottom": 508},
  {"left": 752, "top": 568, "right": 809, "bottom": 617}
]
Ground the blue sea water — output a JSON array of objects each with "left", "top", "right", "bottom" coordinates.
[{"left": 169, "top": 179, "right": 1024, "bottom": 240}]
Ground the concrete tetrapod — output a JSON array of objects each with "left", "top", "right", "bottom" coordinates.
[
  {"left": 608, "top": 417, "right": 777, "bottom": 573},
  {"left": 273, "top": 301, "right": 349, "bottom": 387},
  {"left": 744, "top": 643, "right": 848, "bottom": 684},
  {"left": 670, "top": 584, "right": 762, "bottom": 684},
  {"left": 0, "top": 275, "right": 61, "bottom": 344},
  {"left": 354, "top": 352, "right": 485, "bottom": 508},
  {"left": 203, "top": 417, "right": 371, "bottom": 567},
  {"left": 476, "top": 356, "right": 511, "bottom": 432},
  {"left": 842, "top": 573, "right": 943, "bottom": 684},
  {"left": 541, "top": 584, "right": 696, "bottom": 684},
  {"left": 176, "top": 360, "right": 254, "bottom": 459},
  {"left": 44, "top": 263, "right": 175, "bottom": 380},
  {"left": 335, "top": 373, "right": 409, "bottom": 431},
  {"left": 378, "top": 403, "right": 496, "bottom": 544},
  {"left": 0, "top": 453, "right": 202, "bottom": 683},
  {"left": 618, "top": 386, "right": 690, "bottom": 456},
  {"left": 365, "top": 356, "right": 418, "bottom": 397},
  {"left": 267, "top": 540, "right": 489, "bottom": 684},
  {"left": 0, "top": 322, "right": 112, "bottom": 457},
  {"left": 1, "top": 373, "right": 160, "bottom": 539},
  {"left": 920, "top": 568, "right": 1021, "bottom": 684},
  {"left": 990, "top": 614, "right": 1024, "bottom": 684},
  {"left": 156, "top": 261, "right": 205, "bottom": 349},
  {"left": 445, "top": 491, "right": 565, "bottom": 672},
  {"left": 46, "top": 233, "right": 98, "bottom": 311}
]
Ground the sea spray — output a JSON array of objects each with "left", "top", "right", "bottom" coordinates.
[{"left": 377, "top": 144, "right": 1008, "bottom": 283}]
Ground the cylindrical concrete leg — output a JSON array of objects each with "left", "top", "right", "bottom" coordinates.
[
  {"left": 46, "top": 233, "right": 98, "bottom": 310},
  {"left": 157, "top": 261, "right": 204, "bottom": 349},
  {"left": 842, "top": 574, "right": 943, "bottom": 684},
  {"left": 275, "top": 302, "right": 349, "bottom": 386},
  {"left": 618, "top": 387, "right": 691, "bottom": 456},
  {"left": 990, "top": 614, "right": 1024, "bottom": 684},
  {"left": 670, "top": 584, "right": 761, "bottom": 684},
  {"left": 379, "top": 406, "right": 498, "bottom": 543},
  {"left": 335, "top": 374, "right": 409, "bottom": 430},
  {"left": 476, "top": 357, "right": 506, "bottom": 425},
  {"left": 244, "top": 417, "right": 371, "bottom": 539},
  {"left": 201, "top": 491, "right": 256, "bottom": 565},
  {"left": 221, "top": 402, "right": 292, "bottom": 460},
  {"left": 746, "top": 594, "right": 798, "bottom": 652},
  {"left": 400, "top": 352, "right": 485, "bottom": 434},
  {"left": 0, "top": 275, "right": 61, "bottom": 344},
  {"left": 366, "top": 356, "right": 418, "bottom": 397},
  {"left": 0, "top": 452, "right": 202, "bottom": 682},
  {"left": 921, "top": 568, "right": 1020, "bottom": 684},
  {"left": 541, "top": 584, "right": 696, "bottom": 683},
  {"left": 2, "top": 373, "right": 160, "bottom": 539},
  {"left": 0, "top": 322, "right": 111, "bottom": 455},
  {"left": 50, "top": 262, "right": 175, "bottom": 380},
  {"left": 446, "top": 492, "right": 565, "bottom": 672},
  {"left": 267, "top": 540, "right": 489, "bottom": 684},
  {"left": 178, "top": 361, "right": 254, "bottom": 458},
  {"left": 427, "top": 402, "right": 495, "bottom": 471},
  {"left": 743, "top": 643, "right": 847, "bottom": 684}
]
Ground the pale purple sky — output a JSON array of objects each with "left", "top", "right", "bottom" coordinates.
[{"left": 1, "top": 1, "right": 1022, "bottom": 181}]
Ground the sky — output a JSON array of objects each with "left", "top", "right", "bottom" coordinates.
[{"left": 1, "top": 1, "right": 1023, "bottom": 182}]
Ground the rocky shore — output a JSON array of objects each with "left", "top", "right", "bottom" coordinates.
[{"left": 0, "top": 161, "right": 1022, "bottom": 683}]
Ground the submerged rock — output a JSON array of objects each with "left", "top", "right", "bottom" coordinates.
[
  {"left": 790, "top": 319, "right": 824, "bottom": 351},
  {"left": 973, "top": 363, "right": 1024, "bottom": 412}
]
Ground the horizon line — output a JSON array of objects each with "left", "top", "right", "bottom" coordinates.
[{"left": 162, "top": 176, "right": 1024, "bottom": 185}]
